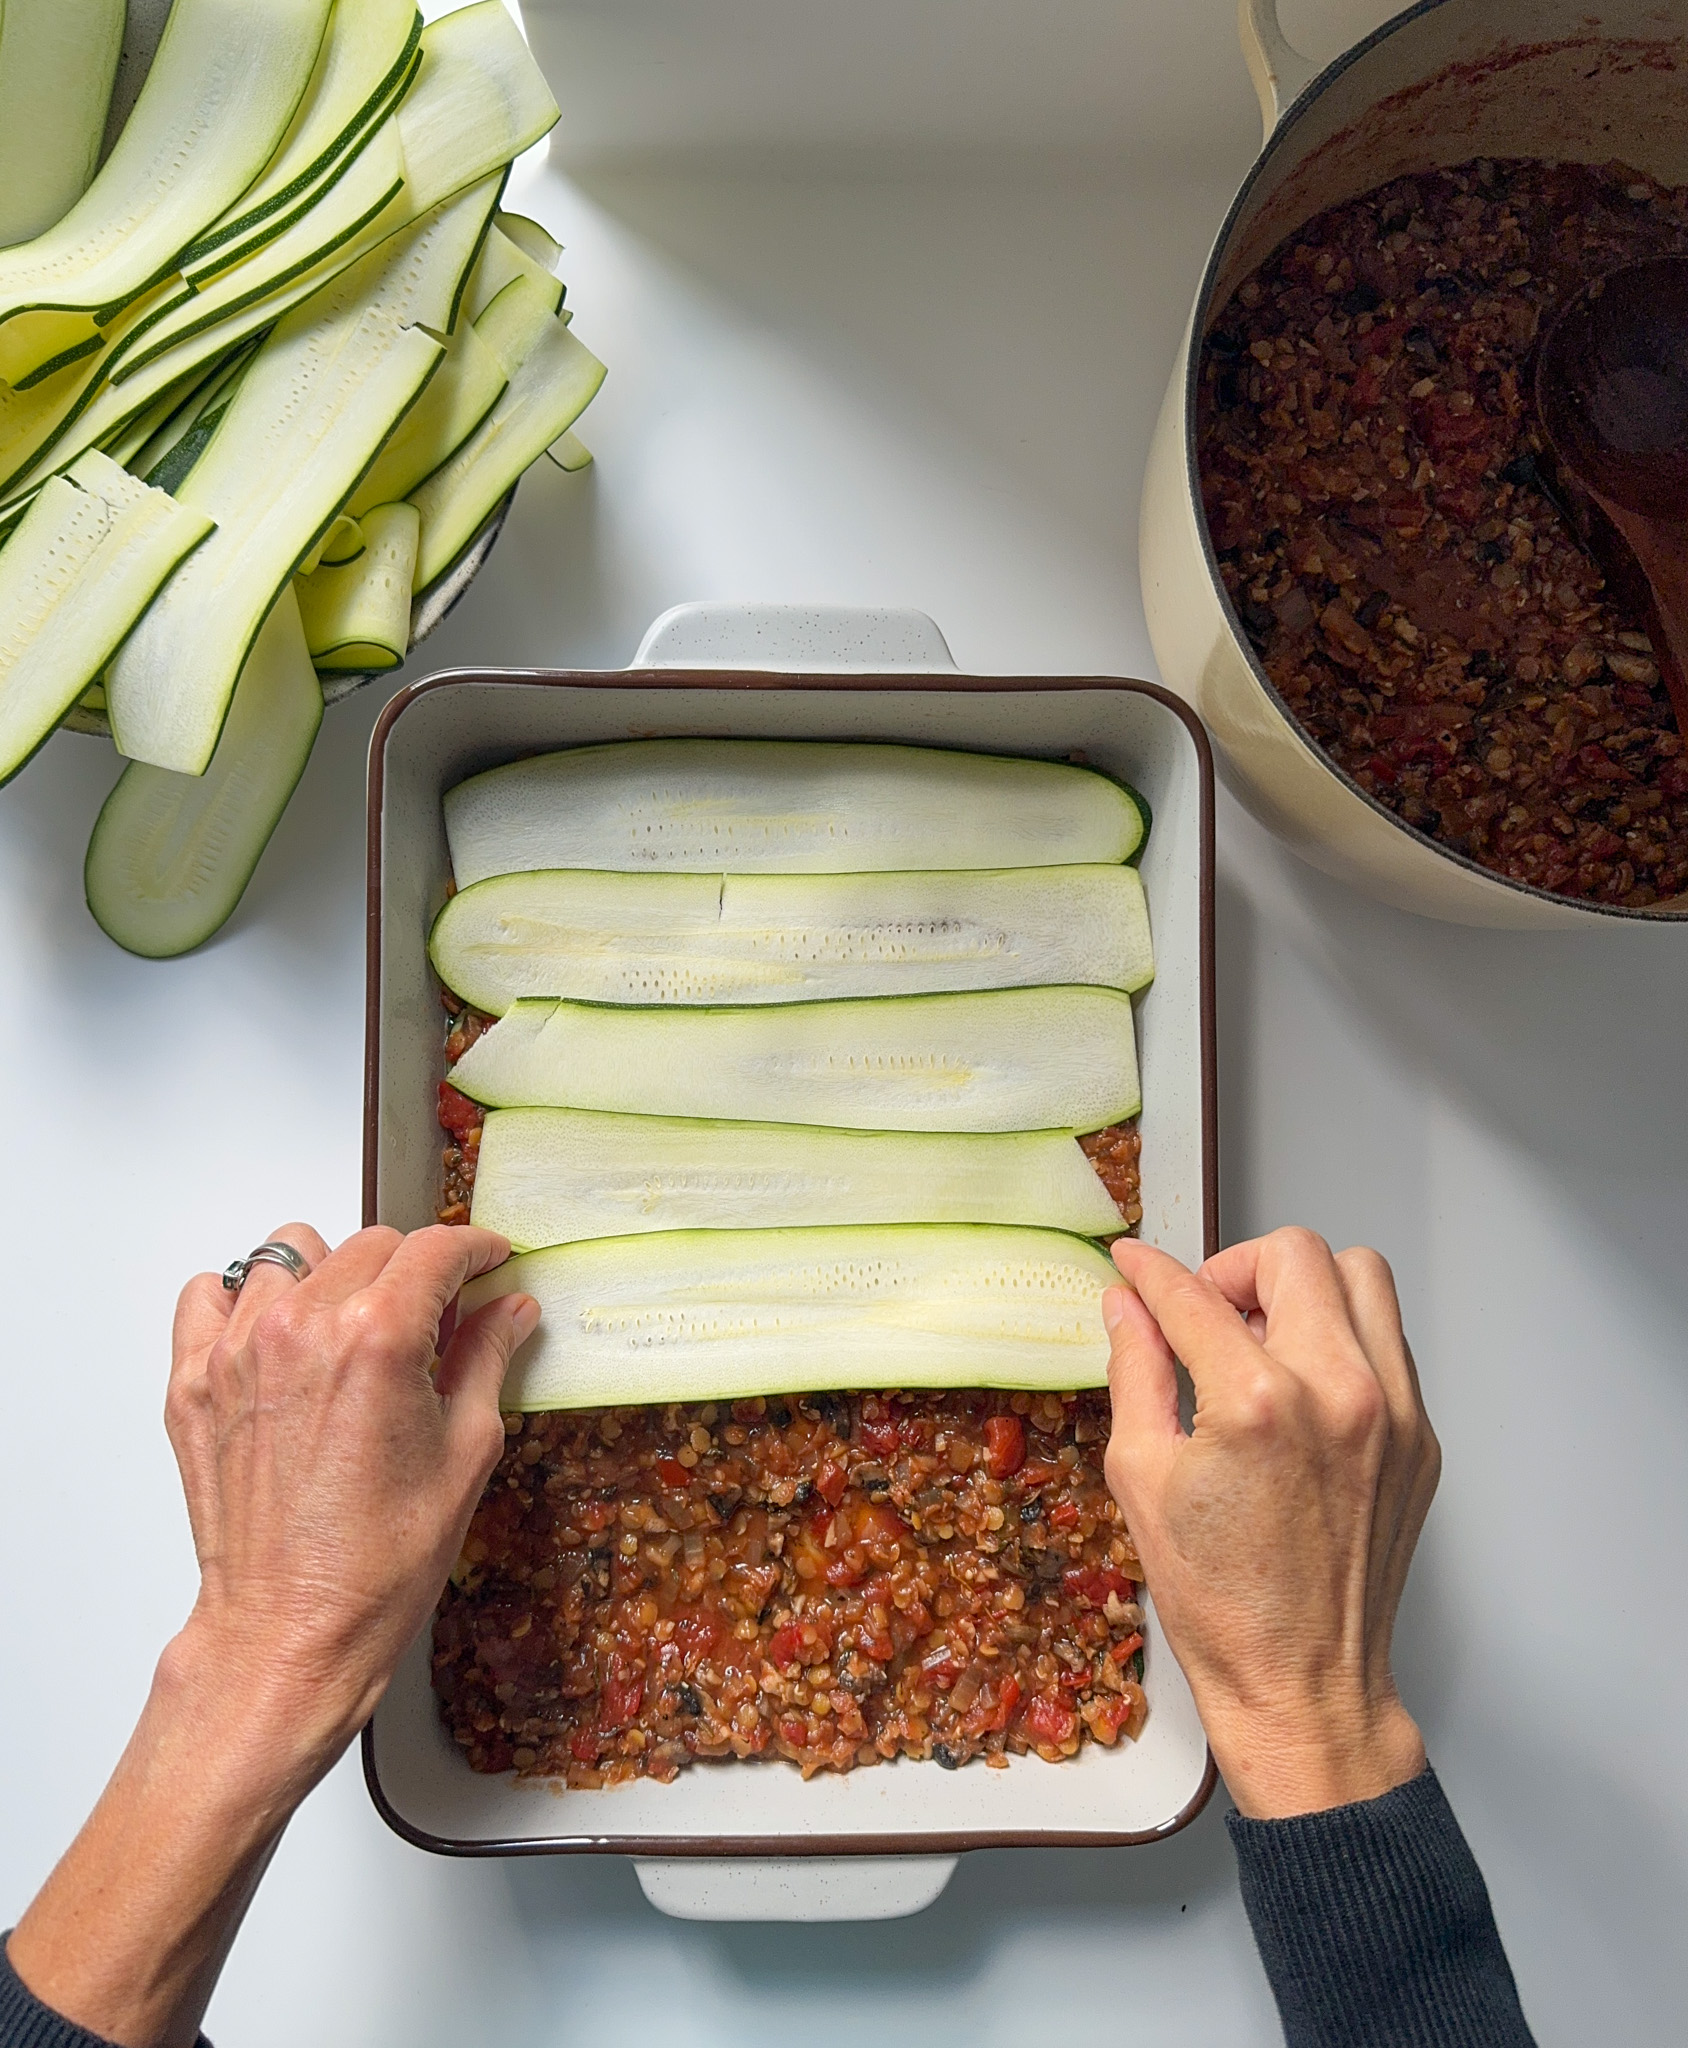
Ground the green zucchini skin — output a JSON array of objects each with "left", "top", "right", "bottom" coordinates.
[
  {"left": 448, "top": 985, "right": 1141, "bottom": 1133},
  {"left": 0, "top": 453, "right": 212, "bottom": 787},
  {"left": 0, "top": 0, "right": 337, "bottom": 385},
  {"left": 469, "top": 1107, "right": 1131, "bottom": 1250},
  {"left": 106, "top": 177, "right": 502, "bottom": 775},
  {"left": 429, "top": 863, "right": 1155, "bottom": 1015},
  {"left": 460, "top": 1224, "right": 1119, "bottom": 1411},
  {"left": 444, "top": 740, "right": 1148, "bottom": 889},
  {"left": 410, "top": 307, "right": 604, "bottom": 590},
  {"left": 84, "top": 588, "right": 323, "bottom": 957}
]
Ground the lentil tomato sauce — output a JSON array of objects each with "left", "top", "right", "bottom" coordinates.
[
  {"left": 431, "top": 991, "right": 1148, "bottom": 1782},
  {"left": 1198, "top": 157, "right": 1688, "bottom": 907}
]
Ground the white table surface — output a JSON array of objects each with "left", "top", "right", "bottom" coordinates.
[{"left": 4, "top": 3, "right": 1687, "bottom": 2042}]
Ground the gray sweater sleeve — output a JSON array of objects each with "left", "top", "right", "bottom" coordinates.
[
  {"left": 1, "top": 1938, "right": 210, "bottom": 2048},
  {"left": 1227, "top": 1767, "right": 1537, "bottom": 2048}
]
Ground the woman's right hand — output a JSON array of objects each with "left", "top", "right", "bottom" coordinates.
[{"left": 1103, "top": 1227, "right": 1441, "bottom": 1819}]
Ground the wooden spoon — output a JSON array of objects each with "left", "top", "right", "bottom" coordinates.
[{"left": 1536, "top": 256, "right": 1688, "bottom": 736}]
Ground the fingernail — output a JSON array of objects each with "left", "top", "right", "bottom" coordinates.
[
  {"left": 1101, "top": 1286, "right": 1128, "bottom": 1334},
  {"left": 510, "top": 1295, "right": 541, "bottom": 1343}
]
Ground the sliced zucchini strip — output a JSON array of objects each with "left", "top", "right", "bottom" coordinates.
[
  {"left": 296, "top": 513, "right": 365, "bottom": 578},
  {"left": 0, "top": 0, "right": 336, "bottom": 386},
  {"left": 113, "top": 5, "right": 556, "bottom": 390},
  {"left": 107, "top": 122, "right": 410, "bottom": 388},
  {"left": 411, "top": 311, "right": 604, "bottom": 588},
  {"left": 296, "top": 501, "right": 418, "bottom": 669},
  {"left": 493, "top": 211, "right": 563, "bottom": 275},
  {"left": 448, "top": 985, "right": 1142, "bottom": 1133},
  {"left": 85, "top": 587, "right": 324, "bottom": 958},
  {"left": 348, "top": 317, "right": 507, "bottom": 517},
  {"left": 179, "top": 0, "right": 422, "bottom": 277},
  {"left": 471, "top": 269, "right": 557, "bottom": 376},
  {"left": 393, "top": 2, "right": 558, "bottom": 224},
  {"left": 0, "top": 451, "right": 212, "bottom": 785},
  {"left": 462, "top": 1225, "right": 1118, "bottom": 1411},
  {"left": 108, "top": 182, "right": 499, "bottom": 775},
  {"left": 462, "top": 222, "right": 564, "bottom": 323},
  {"left": 445, "top": 740, "right": 1148, "bottom": 888},
  {"left": 545, "top": 428, "right": 593, "bottom": 471},
  {"left": 470, "top": 1107, "right": 1131, "bottom": 1251},
  {"left": 431, "top": 864, "right": 1156, "bottom": 1014},
  {"left": 0, "top": 0, "right": 125, "bottom": 250}
]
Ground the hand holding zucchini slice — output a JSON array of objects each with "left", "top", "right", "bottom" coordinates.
[
  {"left": 448, "top": 985, "right": 1141, "bottom": 1133},
  {"left": 461, "top": 1225, "right": 1120, "bottom": 1411},
  {"left": 430, "top": 863, "right": 1154, "bottom": 1013}
]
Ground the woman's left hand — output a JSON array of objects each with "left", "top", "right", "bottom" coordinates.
[{"left": 8, "top": 1221, "right": 536, "bottom": 2048}]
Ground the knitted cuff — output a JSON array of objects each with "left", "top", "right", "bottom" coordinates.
[
  {"left": 1226, "top": 1767, "right": 1537, "bottom": 2048},
  {"left": 1, "top": 1936, "right": 212, "bottom": 2048}
]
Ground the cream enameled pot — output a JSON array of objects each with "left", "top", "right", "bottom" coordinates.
[{"left": 1141, "top": 0, "right": 1688, "bottom": 926}]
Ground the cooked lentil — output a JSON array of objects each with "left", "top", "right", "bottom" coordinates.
[{"left": 1197, "top": 157, "right": 1688, "bottom": 907}]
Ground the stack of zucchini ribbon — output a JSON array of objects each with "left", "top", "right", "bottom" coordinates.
[{"left": 0, "top": 0, "right": 604, "bottom": 955}]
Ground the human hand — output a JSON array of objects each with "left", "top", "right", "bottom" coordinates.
[
  {"left": 162, "top": 1220, "right": 539, "bottom": 1774},
  {"left": 9, "top": 1221, "right": 537, "bottom": 2048},
  {"left": 1103, "top": 1228, "right": 1440, "bottom": 1820}
]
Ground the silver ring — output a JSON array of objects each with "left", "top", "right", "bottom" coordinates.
[{"left": 223, "top": 1241, "right": 312, "bottom": 1293}]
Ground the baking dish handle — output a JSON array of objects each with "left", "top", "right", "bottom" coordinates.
[
  {"left": 1237, "top": 0, "right": 1319, "bottom": 140},
  {"left": 635, "top": 1856, "right": 958, "bottom": 1923}
]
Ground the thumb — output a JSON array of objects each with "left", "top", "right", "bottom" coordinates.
[
  {"left": 1102, "top": 1281, "right": 1181, "bottom": 1505},
  {"left": 437, "top": 1291, "right": 540, "bottom": 1443}
]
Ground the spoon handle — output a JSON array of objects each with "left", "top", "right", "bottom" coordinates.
[{"left": 1590, "top": 494, "right": 1688, "bottom": 739}]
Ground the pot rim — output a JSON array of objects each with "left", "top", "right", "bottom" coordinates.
[{"left": 1184, "top": 0, "right": 1688, "bottom": 923}]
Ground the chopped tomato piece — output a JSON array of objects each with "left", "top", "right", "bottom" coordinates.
[
  {"left": 858, "top": 1413, "right": 902, "bottom": 1457},
  {"left": 654, "top": 1457, "right": 692, "bottom": 1489},
  {"left": 853, "top": 1502, "right": 907, "bottom": 1551},
  {"left": 984, "top": 1414, "right": 1026, "bottom": 1479},
  {"left": 437, "top": 1082, "right": 483, "bottom": 1135},
  {"left": 1110, "top": 1631, "right": 1146, "bottom": 1664},
  {"left": 815, "top": 1460, "right": 848, "bottom": 1507},
  {"left": 1049, "top": 1500, "right": 1081, "bottom": 1530},
  {"left": 569, "top": 1731, "right": 599, "bottom": 1762},
  {"left": 824, "top": 1549, "right": 866, "bottom": 1588},
  {"left": 1019, "top": 1459, "right": 1061, "bottom": 1486},
  {"left": 1061, "top": 1564, "right": 1136, "bottom": 1607},
  {"left": 767, "top": 1625, "right": 804, "bottom": 1668},
  {"left": 600, "top": 1662, "right": 645, "bottom": 1729},
  {"left": 1024, "top": 1691, "right": 1079, "bottom": 1746},
  {"left": 674, "top": 1613, "right": 721, "bottom": 1662}
]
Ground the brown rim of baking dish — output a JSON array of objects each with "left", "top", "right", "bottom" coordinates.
[
  {"left": 1185, "top": 1, "right": 1688, "bottom": 921},
  {"left": 359, "top": 667, "right": 1220, "bottom": 1857}
]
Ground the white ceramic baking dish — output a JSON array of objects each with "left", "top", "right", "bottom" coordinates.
[{"left": 361, "top": 606, "right": 1217, "bottom": 1920}]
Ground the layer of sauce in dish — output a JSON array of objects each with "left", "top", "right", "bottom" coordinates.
[
  {"left": 431, "top": 989, "right": 1147, "bottom": 1783},
  {"left": 433, "top": 1388, "right": 1146, "bottom": 1783},
  {"left": 1197, "top": 157, "right": 1688, "bottom": 906}
]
